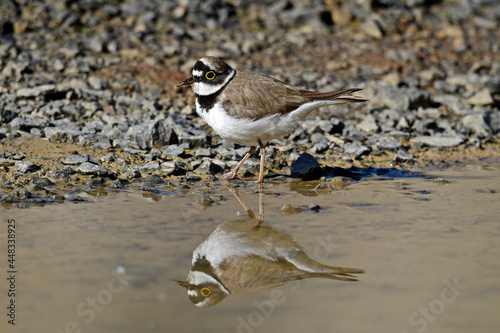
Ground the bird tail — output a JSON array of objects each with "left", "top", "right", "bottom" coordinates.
[
  {"left": 300, "top": 88, "right": 367, "bottom": 104},
  {"left": 319, "top": 266, "right": 366, "bottom": 281}
]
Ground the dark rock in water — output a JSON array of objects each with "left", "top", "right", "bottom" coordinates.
[
  {"left": 14, "top": 161, "right": 41, "bottom": 173},
  {"left": 290, "top": 153, "right": 323, "bottom": 180},
  {"left": 77, "top": 162, "right": 109, "bottom": 176}
]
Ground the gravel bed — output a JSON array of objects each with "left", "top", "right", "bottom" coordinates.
[{"left": 1, "top": 0, "right": 499, "bottom": 207}]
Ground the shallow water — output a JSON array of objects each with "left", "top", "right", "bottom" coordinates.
[{"left": 2, "top": 164, "right": 499, "bottom": 333}]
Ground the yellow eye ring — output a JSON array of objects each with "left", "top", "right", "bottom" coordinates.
[
  {"left": 205, "top": 71, "right": 216, "bottom": 80},
  {"left": 200, "top": 288, "right": 211, "bottom": 297}
]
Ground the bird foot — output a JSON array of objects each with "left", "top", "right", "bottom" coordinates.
[{"left": 219, "top": 171, "right": 238, "bottom": 181}]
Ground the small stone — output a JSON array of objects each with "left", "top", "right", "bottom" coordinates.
[
  {"left": 16, "top": 84, "right": 56, "bottom": 98},
  {"left": 61, "top": 155, "right": 99, "bottom": 165},
  {"left": 194, "top": 159, "right": 223, "bottom": 175},
  {"left": 126, "top": 120, "right": 178, "bottom": 150},
  {"left": 160, "top": 161, "right": 187, "bottom": 176},
  {"left": 467, "top": 88, "right": 494, "bottom": 105},
  {"left": 410, "top": 135, "right": 464, "bottom": 147},
  {"left": 281, "top": 204, "right": 305, "bottom": 216},
  {"left": 179, "top": 174, "right": 202, "bottom": 182},
  {"left": 290, "top": 153, "right": 323, "bottom": 180},
  {"left": 120, "top": 166, "right": 140, "bottom": 179},
  {"left": 195, "top": 148, "right": 215, "bottom": 158},
  {"left": 144, "top": 174, "right": 165, "bottom": 185},
  {"left": 376, "top": 137, "right": 402, "bottom": 150},
  {"left": 88, "top": 76, "right": 106, "bottom": 90},
  {"left": 100, "top": 156, "right": 114, "bottom": 163},
  {"left": 161, "top": 145, "right": 185, "bottom": 157},
  {"left": 357, "top": 114, "right": 379, "bottom": 133},
  {"left": 44, "top": 125, "right": 82, "bottom": 143},
  {"left": 393, "top": 150, "right": 414, "bottom": 164},
  {"left": 140, "top": 161, "right": 160, "bottom": 172},
  {"left": 0, "top": 158, "right": 15, "bottom": 166},
  {"left": 14, "top": 161, "right": 40, "bottom": 173},
  {"left": 434, "top": 94, "right": 471, "bottom": 115},
  {"left": 77, "top": 162, "right": 109, "bottom": 176},
  {"left": 462, "top": 114, "right": 490, "bottom": 137},
  {"left": 342, "top": 143, "right": 371, "bottom": 157},
  {"left": 32, "top": 177, "right": 55, "bottom": 187},
  {"left": 46, "top": 170, "right": 70, "bottom": 182},
  {"left": 363, "top": 81, "right": 431, "bottom": 111}
]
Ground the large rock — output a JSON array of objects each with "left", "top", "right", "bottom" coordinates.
[{"left": 290, "top": 153, "right": 323, "bottom": 180}]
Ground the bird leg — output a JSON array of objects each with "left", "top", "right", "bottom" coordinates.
[
  {"left": 256, "top": 139, "right": 266, "bottom": 184},
  {"left": 220, "top": 146, "right": 256, "bottom": 180}
]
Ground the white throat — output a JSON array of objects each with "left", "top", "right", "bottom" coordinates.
[{"left": 192, "top": 69, "right": 235, "bottom": 96}]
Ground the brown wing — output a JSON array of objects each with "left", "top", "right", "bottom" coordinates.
[
  {"left": 217, "top": 255, "right": 307, "bottom": 294},
  {"left": 222, "top": 71, "right": 366, "bottom": 120}
]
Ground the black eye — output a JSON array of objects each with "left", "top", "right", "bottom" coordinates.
[
  {"left": 205, "top": 71, "right": 216, "bottom": 80},
  {"left": 200, "top": 287, "right": 211, "bottom": 297}
]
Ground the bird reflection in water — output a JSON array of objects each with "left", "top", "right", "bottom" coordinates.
[{"left": 174, "top": 189, "right": 364, "bottom": 307}]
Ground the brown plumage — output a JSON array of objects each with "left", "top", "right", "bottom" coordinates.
[{"left": 222, "top": 71, "right": 365, "bottom": 120}]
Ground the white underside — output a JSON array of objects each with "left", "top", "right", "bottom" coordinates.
[{"left": 197, "top": 99, "right": 341, "bottom": 146}]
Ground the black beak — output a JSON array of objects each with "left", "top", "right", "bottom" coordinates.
[
  {"left": 173, "top": 279, "right": 191, "bottom": 288},
  {"left": 177, "top": 77, "right": 194, "bottom": 87}
]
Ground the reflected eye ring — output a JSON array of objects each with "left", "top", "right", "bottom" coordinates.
[
  {"left": 205, "top": 71, "right": 216, "bottom": 80},
  {"left": 200, "top": 287, "right": 211, "bottom": 297}
]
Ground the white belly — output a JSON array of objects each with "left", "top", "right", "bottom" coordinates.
[{"left": 197, "top": 100, "right": 302, "bottom": 147}]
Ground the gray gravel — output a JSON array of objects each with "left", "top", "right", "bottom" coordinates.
[{"left": 0, "top": 0, "right": 499, "bottom": 206}]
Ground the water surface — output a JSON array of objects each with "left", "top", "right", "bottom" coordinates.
[{"left": 2, "top": 164, "right": 499, "bottom": 333}]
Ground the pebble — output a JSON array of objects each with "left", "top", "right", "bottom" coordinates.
[
  {"left": 342, "top": 143, "right": 371, "bottom": 157},
  {"left": 376, "top": 137, "right": 402, "bottom": 151},
  {"left": 467, "top": 88, "right": 494, "bottom": 105},
  {"left": 77, "top": 162, "right": 109, "bottom": 176},
  {"left": 61, "top": 155, "right": 100, "bottom": 165},
  {"left": 16, "top": 84, "right": 56, "bottom": 98},
  {"left": 290, "top": 153, "right": 323, "bottom": 180},
  {"left": 14, "top": 161, "right": 41, "bottom": 173},
  {"left": 410, "top": 135, "right": 464, "bottom": 148},
  {"left": 161, "top": 145, "right": 185, "bottom": 157}
]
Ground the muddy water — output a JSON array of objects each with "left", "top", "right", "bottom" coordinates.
[{"left": 1, "top": 164, "right": 499, "bottom": 333}]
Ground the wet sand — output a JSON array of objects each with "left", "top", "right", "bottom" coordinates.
[{"left": 1, "top": 164, "right": 499, "bottom": 333}]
